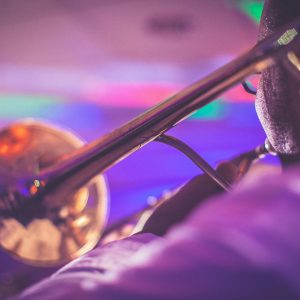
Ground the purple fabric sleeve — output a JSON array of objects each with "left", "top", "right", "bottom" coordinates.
[{"left": 13, "top": 167, "right": 300, "bottom": 300}]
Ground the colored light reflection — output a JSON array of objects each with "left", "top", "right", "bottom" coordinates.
[
  {"left": 223, "top": 76, "right": 259, "bottom": 102},
  {"left": 239, "top": 0, "right": 264, "bottom": 24},
  {"left": 0, "top": 125, "right": 30, "bottom": 156},
  {"left": 189, "top": 99, "right": 229, "bottom": 120},
  {"left": 85, "top": 82, "right": 183, "bottom": 108},
  {"left": 0, "top": 93, "right": 104, "bottom": 141},
  {"left": 0, "top": 94, "right": 62, "bottom": 119}
]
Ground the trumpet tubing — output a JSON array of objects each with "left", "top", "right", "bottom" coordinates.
[{"left": 0, "top": 19, "right": 300, "bottom": 266}]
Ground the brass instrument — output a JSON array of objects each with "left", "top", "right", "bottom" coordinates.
[{"left": 0, "top": 19, "right": 300, "bottom": 267}]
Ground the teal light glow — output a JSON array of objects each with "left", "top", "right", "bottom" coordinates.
[
  {"left": 189, "top": 99, "right": 228, "bottom": 120},
  {"left": 239, "top": 1, "right": 264, "bottom": 24},
  {"left": 0, "top": 94, "right": 63, "bottom": 119}
]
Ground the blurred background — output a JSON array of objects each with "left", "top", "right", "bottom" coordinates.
[{"left": 0, "top": 0, "right": 269, "bottom": 297}]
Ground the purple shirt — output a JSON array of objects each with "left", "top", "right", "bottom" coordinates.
[{"left": 14, "top": 167, "right": 300, "bottom": 299}]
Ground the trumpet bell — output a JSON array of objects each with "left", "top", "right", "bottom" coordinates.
[{"left": 0, "top": 120, "right": 108, "bottom": 266}]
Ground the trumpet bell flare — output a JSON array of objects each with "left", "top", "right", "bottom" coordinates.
[{"left": 0, "top": 120, "right": 108, "bottom": 266}]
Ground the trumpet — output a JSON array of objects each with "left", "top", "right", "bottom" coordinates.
[{"left": 0, "top": 19, "right": 300, "bottom": 267}]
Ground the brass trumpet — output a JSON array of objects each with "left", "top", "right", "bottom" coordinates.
[{"left": 0, "top": 19, "right": 300, "bottom": 267}]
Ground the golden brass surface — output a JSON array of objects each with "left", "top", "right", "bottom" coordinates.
[{"left": 0, "top": 120, "right": 108, "bottom": 266}]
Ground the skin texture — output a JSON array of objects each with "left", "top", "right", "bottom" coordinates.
[{"left": 255, "top": 0, "right": 300, "bottom": 164}]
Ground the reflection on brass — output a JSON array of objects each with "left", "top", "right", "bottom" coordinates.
[
  {"left": 287, "top": 51, "right": 300, "bottom": 71},
  {"left": 0, "top": 121, "right": 108, "bottom": 266},
  {"left": 69, "top": 188, "right": 89, "bottom": 214},
  {"left": 0, "top": 21, "right": 300, "bottom": 266},
  {"left": 0, "top": 125, "right": 31, "bottom": 157}
]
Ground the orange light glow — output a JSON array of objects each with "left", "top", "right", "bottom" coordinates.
[
  {"left": 30, "top": 185, "right": 38, "bottom": 195},
  {"left": 11, "top": 126, "right": 29, "bottom": 139},
  {"left": 0, "top": 144, "right": 9, "bottom": 155},
  {"left": 0, "top": 125, "right": 30, "bottom": 156}
]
